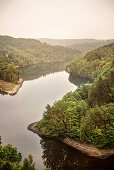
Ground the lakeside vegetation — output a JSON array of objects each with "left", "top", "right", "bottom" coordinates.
[
  {"left": 0, "top": 137, "right": 52, "bottom": 170},
  {"left": 0, "top": 35, "right": 80, "bottom": 83},
  {"left": 0, "top": 63, "right": 19, "bottom": 83},
  {"left": 0, "top": 38, "right": 114, "bottom": 168},
  {"left": 19, "top": 61, "right": 69, "bottom": 81},
  {"left": 37, "top": 43, "right": 114, "bottom": 149},
  {"left": 0, "top": 137, "right": 36, "bottom": 170},
  {"left": 67, "top": 42, "right": 114, "bottom": 80},
  {"left": 1, "top": 35, "right": 113, "bottom": 84}
]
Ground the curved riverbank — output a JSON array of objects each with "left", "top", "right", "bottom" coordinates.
[
  {"left": 0, "top": 78, "right": 23, "bottom": 95},
  {"left": 28, "top": 122, "right": 114, "bottom": 159}
]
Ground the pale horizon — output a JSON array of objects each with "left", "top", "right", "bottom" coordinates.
[
  {"left": 1, "top": 34, "right": 114, "bottom": 40},
  {"left": 0, "top": 0, "right": 114, "bottom": 39}
]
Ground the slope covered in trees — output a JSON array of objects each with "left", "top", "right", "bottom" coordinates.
[
  {"left": 0, "top": 35, "right": 80, "bottom": 67},
  {"left": 0, "top": 63, "right": 19, "bottom": 82},
  {"left": 67, "top": 42, "right": 114, "bottom": 80},
  {"left": 37, "top": 83, "right": 114, "bottom": 148},
  {"left": 39, "top": 38, "right": 114, "bottom": 54},
  {"left": 36, "top": 42, "right": 114, "bottom": 149},
  {"left": 0, "top": 35, "right": 80, "bottom": 83}
]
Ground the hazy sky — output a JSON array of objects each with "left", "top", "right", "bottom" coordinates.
[{"left": 0, "top": 0, "right": 114, "bottom": 39}]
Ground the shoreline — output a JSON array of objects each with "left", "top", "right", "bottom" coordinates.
[
  {"left": 0, "top": 78, "right": 23, "bottom": 95},
  {"left": 28, "top": 122, "right": 114, "bottom": 159},
  {"left": 66, "top": 67, "right": 92, "bottom": 80},
  {"left": 16, "top": 60, "right": 63, "bottom": 68},
  {"left": 0, "top": 60, "right": 64, "bottom": 96}
]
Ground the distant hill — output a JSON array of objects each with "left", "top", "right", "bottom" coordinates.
[
  {"left": 67, "top": 42, "right": 114, "bottom": 80},
  {"left": 0, "top": 35, "right": 80, "bottom": 66},
  {"left": 38, "top": 38, "right": 114, "bottom": 54},
  {"left": 0, "top": 35, "right": 80, "bottom": 82}
]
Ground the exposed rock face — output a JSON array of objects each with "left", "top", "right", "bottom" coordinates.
[
  {"left": 63, "top": 138, "right": 114, "bottom": 159},
  {"left": 28, "top": 122, "right": 114, "bottom": 159}
]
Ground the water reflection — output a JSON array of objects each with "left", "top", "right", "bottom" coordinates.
[
  {"left": 20, "top": 61, "right": 93, "bottom": 87},
  {"left": 0, "top": 61, "right": 69, "bottom": 96},
  {"left": 1, "top": 61, "right": 113, "bottom": 170},
  {"left": 0, "top": 71, "right": 76, "bottom": 169},
  {"left": 40, "top": 138, "right": 114, "bottom": 170},
  {"left": 19, "top": 61, "right": 68, "bottom": 81},
  {"left": 69, "top": 74, "right": 93, "bottom": 87}
]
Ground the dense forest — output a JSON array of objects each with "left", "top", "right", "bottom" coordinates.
[
  {"left": 67, "top": 42, "right": 114, "bottom": 79},
  {"left": 37, "top": 43, "right": 114, "bottom": 149},
  {"left": 0, "top": 35, "right": 80, "bottom": 82},
  {"left": 0, "top": 63, "right": 19, "bottom": 83}
]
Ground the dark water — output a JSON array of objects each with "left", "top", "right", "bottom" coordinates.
[
  {"left": 0, "top": 62, "right": 113, "bottom": 170},
  {"left": 40, "top": 139, "right": 114, "bottom": 170}
]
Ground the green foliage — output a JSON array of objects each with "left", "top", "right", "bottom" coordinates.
[
  {"left": 76, "top": 85, "right": 90, "bottom": 101},
  {"left": 80, "top": 104, "right": 114, "bottom": 148},
  {"left": 0, "top": 144, "right": 22, "bottom": 163},
  {"left": 0, "top": 139, "right": 36, "bottom": 170},
  {"left": 21, "top": 155, "right": 35, "bottom": 170},
  {"left": 38, "top": 82, "right": 114, "bottom": 148},
  {"left": 90, "top": 72, "right": 114, "bottom": 106},
  {"left": 67, "top": 42, "right": 114, "bottom": 79},
  {"left": 37, "top": 87, "right": 88, "bottom": 139},
  {"left": 37, "top": 43, "right": 114, "bottom": 149},
  {"left": 0, "top": 35, "right": 79, "bottom": 67},
  {"left": 0, "top": 35, "right": 80, "bottom": 83},
  {"left": 0, "top": 137, "right": 1, "bottom": 145},
  {"left": 0, "top": 144, "right": 22, "bottom": 169},
  {"left": 0, "top": 62, "right": 19, "bottom": 82}
]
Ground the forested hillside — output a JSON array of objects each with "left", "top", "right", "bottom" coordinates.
[
  {"left": 37, "top": 42, "right": 114, "bottom": 149},
  {"left": 0, "top": 35, "right": 80, "bottom": 82},
  {"left": 0, "top": 62, "right": 19, "bottom": 83},
  {"left": 67, "top": 43, "right": 114, "bottom": 80},
  {"left": 69, "top": 40, "right": 114, "bottom": 54},
  {"left": 39, "top": 38, "right": 114, "bottom": 54},
  {"left": 0, "top": 35, "right": 80, "bottom": 66}
]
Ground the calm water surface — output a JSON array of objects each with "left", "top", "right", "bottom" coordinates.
[{"left": 0, "top": 63, "right": 114, "bottom": 170}]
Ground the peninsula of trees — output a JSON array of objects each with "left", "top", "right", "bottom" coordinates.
[{"left": 30, "top": 42, "right": 114, "bottom": 157}]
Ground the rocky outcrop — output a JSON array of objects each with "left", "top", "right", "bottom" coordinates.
[
  {"left": 63, "top": 138, "right": 114, "bottom": 159},
  {"left": 28, "top": 122, "right": 114, "bottom": 159}
]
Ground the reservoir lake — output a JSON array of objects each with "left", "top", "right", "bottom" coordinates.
[{"left": 0, "top": 62, "right": 114, "bottom": 170}]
